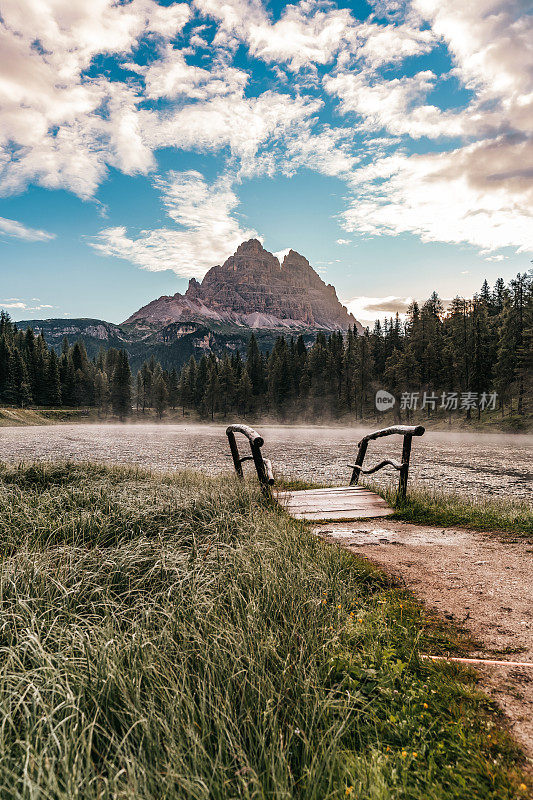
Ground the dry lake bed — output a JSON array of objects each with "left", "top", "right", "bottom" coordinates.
[{"left": 0, "top": 423, "right": 531, "bottom": 500}]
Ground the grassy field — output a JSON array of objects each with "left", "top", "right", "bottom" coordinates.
[
  {"left": 367, "top": 482, "right": 533, "bottom": 535},
  {"left": 0, "top": 462, "right": 530, "bottom": 799},
  {"left": 0, "top": 408, "right": 98, "bottom": 426}
]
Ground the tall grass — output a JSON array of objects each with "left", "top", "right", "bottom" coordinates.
[
  {"left": 0, "top": 462, "right": 528, "bottom": 798},
  {"left": 366, "top": 480, "right": 533, "bottom": 534}
]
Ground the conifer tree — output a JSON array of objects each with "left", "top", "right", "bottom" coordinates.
[
  {"left": 153, "top": 372, "right": 169, "bottom": 419},
  {"left": 268, "top": 337, "right": 292, "bottom": 414},
  {"left": 246, "top": 333, "right": 264, "bottom": 396},
  {"left": 110, "top": 350, "right": 132, "bottom": 420},
  {"left": 194, "top": 355, "right": 207, "bottom": 410},
  {"left": 95, "top": 370, "right": 109, "bottom": 415},
  {"left": 494, "top": 299, "right": 518, "bottom": 415},
  {"left": 168, "top": 368, "right": 179, "bottom": 410},
  {"left": 203, "top": 358, "right": 219, "bottom": 420},
  {"left": 238, "top": 369, "right": 253, "bottom": 417},
  {"left": 47, "top": 350, "right": 62, "bottom": 406},
  {"left": 218, "top": 354, "right": 236, "bottom": 417}
]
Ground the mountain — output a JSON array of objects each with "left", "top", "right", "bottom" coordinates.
[
  {"left": 125, "top": 239, "right": 361, "bottom": 333},
  {"left": 18, "top": 317, "right": 319, "bottom": 373},
  {"left": 18, "top": 241, "right": 361, "bottom": 371}
]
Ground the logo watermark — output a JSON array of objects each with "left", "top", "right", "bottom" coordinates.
[
  {"left": 375, "top": 390, "right": 497, "bottom": 412},
  {"left": 375, "top": 389, "right": 396, "bottom": 411}
]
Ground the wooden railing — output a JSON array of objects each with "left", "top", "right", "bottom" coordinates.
[
  {"left": 226, "top": 423, "right": 424, "bottom": 500},
  {"left": 349, "top": 425, "right": 425, "bottom": 499},
  {"left": 226, "top": 424, "right": 274, "bottom": 491}
]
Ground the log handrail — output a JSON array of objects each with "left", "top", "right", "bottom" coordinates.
[
  {"left": 348, "top": 458, "right": 403, "bottom": 475},
  {"left": 350, "top": 424, "right": 425, "bottom": 499},
  {"left": 226, "top": 423, "right": 423, "bottom": 499},
  {"left": 357, "top": 425, "right": 425, "bottom": 446},
  {"left": 226, "top": 424, "right": 274, "bottom": 490}
]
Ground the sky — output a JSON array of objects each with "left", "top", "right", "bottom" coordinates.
[{"left": 0, "top": 0, "right": 532, "bottom": 328}]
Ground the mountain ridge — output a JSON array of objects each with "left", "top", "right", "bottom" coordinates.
[
  {"left": 124, "top": 239, "right": 361, "bottom": 333},
  {"left": 16, "top": 240, "right": 361, "bottom": 370}
]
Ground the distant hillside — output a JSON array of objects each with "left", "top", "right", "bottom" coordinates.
[{"left": 16, "top": 317, "right": 318, "bottom": 372}]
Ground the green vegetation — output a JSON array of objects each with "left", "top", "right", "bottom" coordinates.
[
  {"left": 2, "top": 270, "right": 532, "bottom": 429},
  {"left": 379, "top": 483, "right": 533, "bottom": 535},
  {"left": 0, "top": 407, "right": 99, "bottom": 426},
  {"left": 0, "top": 313, "right": 132, "bottom": 417},
  {"left": 172, "top": 273, "right": 532, "bottom": 426},
  {"left": 0, "top": 461, "right": 529, "bottom": 798}
]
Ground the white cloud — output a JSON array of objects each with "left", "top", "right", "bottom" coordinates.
[
  {"left": 0, "top": 0, "right": 189, "bottom": 197},
  {"left": 343, "top": 135, "right": 533, "bottom": 252},
  {"left": 0, "top": 0, "right": 531, "bottom": 265},
  {"left": 347, "top": 295, "right": 413, "bottom": 325},
  {"left": 274, "top": 248, "right": 291, "bottom": 264},
  {"left": 336, "top": 238, "right": 351, "bottom": 245},
  {"left": 0, "top": 216, "right": 55, "bottom": 241},
  {"left": 145, "top": 91, "right": 322, "bottom": 177},
  {"left": 324, "top": 70, "right": 471, "bottom": 139},
  {"left": 90, "top": 170, "right": 257, "bottom": 276},
  {"left": 282, "top": 124, "right": 360, "bottom": 177},
  {"left": 414, "top": 0, "right": 533, "bottom": 98},
  {"left": 0, "top": 301, "right": 26, "bottom": 309},
  {"left": 195, "top": 0, "right": 434, "bottom": 71},
  {"left": 484, "top": 254, "right": 508, "bottom": 262},
  {"left": 0, "top": 298, "right": 55, "bottom": 312},
  {"left": 129, "top": 45, "right": 249, "bottom": 100}
]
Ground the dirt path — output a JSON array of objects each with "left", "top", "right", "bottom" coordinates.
[{"left": 314, "top": 520, "right": 533, "bottom": 762}]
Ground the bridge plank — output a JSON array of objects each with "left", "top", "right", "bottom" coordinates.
[{"left": 273, "top": 486, "right": 394, "bottom": 521}]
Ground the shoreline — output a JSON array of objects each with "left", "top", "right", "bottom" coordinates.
[{"left": 1, "top": 407, "right": 532, "bottom": 434}]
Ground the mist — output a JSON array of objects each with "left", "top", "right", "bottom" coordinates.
[{"left": 1, "top": 423, "right": 530, "bottom": 500}]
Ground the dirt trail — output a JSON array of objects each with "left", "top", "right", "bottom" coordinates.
[{"left": 314, "top": 520, "right": 533, "bottom": 761}]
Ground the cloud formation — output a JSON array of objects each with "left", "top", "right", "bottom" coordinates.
[
  {"left": 91, "top": 171, "right": 257, "bottom": 276},
  {"left": 0, "top": 216, "right": 55, "bottom": 241},
  {"left": 0, "top": 0, "right": 531, "bottom": 274},
  {"left": 346, "top": 295, "right": 413, "bottom": 326},
  {"left": 0, "top": 297, "right": 54, "bottom": 312}
]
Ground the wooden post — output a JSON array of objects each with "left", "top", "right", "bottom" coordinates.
[
  {"left": 350, "top": 439, "right": 368, "bottom": 485},
  {"left": 398, "top": 434, "right": 412, "bottom": 500},
  {"left": 226, "top": 429, "right": 243, "bottom": 479},
  {"left": 251, "top": 440, "right": 268, "bottom": 488}
]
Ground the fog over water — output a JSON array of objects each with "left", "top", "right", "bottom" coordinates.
[{"left": 1, "top": 424, "right": 531, "bottom": 500}]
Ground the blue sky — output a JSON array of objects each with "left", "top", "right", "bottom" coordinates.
[{"left": 0, "top": 0, "right": 531, "bottom": 326}]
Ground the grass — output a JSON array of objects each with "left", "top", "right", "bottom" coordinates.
[
  {"left": 275, "top": 475, "right": 532, "bottom": 535},
  {"left": 0, "top": 461, "right": 529, "bottom": 799},
  {"left": 365, "top": 481, "right": 533, "bottom": 535},
  {"left": 0, "top": 407, "right": 97, "bottom": 426}
]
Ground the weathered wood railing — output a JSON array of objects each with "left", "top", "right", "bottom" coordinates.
[
  {"left": 349, "top": 425, "right": 425, "bottom": 499},
  {"left": 226, "top": 424, "right": 274, "bottom": 491}
]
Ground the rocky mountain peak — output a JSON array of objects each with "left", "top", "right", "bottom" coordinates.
[
  {"left": 124, "top": 241, "right": 361, "bottom": 333},
  {"left": 235, "top": 238, "right": 266, "bottom": 255}
]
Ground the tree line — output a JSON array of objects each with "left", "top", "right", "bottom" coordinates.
[
  {"left": 0, "top": 272, "right": 531, "bottom": 422},
  {"left": 0, "top": 315, "right": 133, "bottom": 419},
  {"left": 162, "top": 272, "right": 532, "bottom": 422}
]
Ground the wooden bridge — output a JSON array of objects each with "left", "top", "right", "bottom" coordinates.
[{"left": 226, "top": 423, "right": 425, "bottom": 522}]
